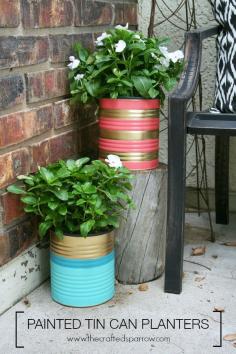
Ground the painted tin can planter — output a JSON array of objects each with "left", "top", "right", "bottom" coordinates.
[
  {"left": 98, "top": 98, "right": 160, "bottom": 170},
  {"left": 50, "top": 230, "right": 115, "bottom": 307}
]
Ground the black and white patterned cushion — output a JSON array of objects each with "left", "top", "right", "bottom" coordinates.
[{"left": 211, "top": 0, "right": 236, "bottom": 113}]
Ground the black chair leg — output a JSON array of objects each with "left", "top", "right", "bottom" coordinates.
[
  {"left": 164, "top": 100, "right": 186, "bottom": 294},
  {"left": 215, "top": 136, "right": 229, "bottom": 225}
]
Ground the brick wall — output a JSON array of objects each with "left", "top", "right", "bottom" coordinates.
[{"left": 0, "top": 0, "right": 137, "bottom": 266}]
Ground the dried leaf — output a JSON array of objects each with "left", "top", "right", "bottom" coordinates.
[
  {"left": 214, "top": 306, "right": 224, "bottom": 312},
  {"left": 22, "top": 297, "right": 31, "bottom": 307},
  {"left": 191, "top": 246, "right": 206, "bottom": 256},
  {"left": 138, "top": 283, "right": 149, "bottom": 292},
  {"left": 222, "top": 242, "right": 236, "bottom": 247},
  {"left": 195, "top": 276, "right": 205, "bottom": 282},
  {"left": 223, "top": 333, "right": 236, "bottom": 342}
]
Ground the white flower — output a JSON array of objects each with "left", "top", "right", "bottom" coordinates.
[
  {"left": 67, "top": 58, "right": 80, "bottom": 70},
  {"left": 160, "top": 56, "right": 170, "bottom": 68},
  {"left": 159, "top": 46, "right": 169, "bottom": 57},
  {"left": 105, "top": 155, "right": 123, "bottom": 168},
  {"left": 95, "top": 32, "right": 111, "bottom": 46},
  {"left": 115, "top": 40, "right": 126, "bottom": 53},
  {"left": 69, "top": 55, "right": 75, "bottom": 62},
  {"left": 168, "top": 50, "right": 184, "bottom": 63},
  {"left": 74, "top": 73, "right": 84, "bottom": 81},
  {"left": 159, "top": 46, "right": 184, "bottom": 65},
  {"left": 151, "top": 52, "right": 158, "bottom": 60},
  {"left": 115, "top": 23, "right": 129, "bottom": 30}
]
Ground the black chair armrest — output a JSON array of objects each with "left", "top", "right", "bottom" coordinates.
[{"left": 170, "top": 25, "right": 219, "bottom": 103}]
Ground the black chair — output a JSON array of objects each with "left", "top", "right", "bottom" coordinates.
[{"left": 164, "top": 26, "right": 236, "bottom": 294}]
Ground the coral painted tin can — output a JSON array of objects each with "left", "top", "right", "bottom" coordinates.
[{"left": 98, "top": 98, "right": 160, "bottom": 170}]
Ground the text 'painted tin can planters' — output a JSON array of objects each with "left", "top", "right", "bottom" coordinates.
[
  {"left": 50, "top": 230, "right": 115, "bottom": 307},
  {"left": 98, "top": 98, "right": 160, "bottom": 170}
]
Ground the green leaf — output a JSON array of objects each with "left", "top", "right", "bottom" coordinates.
[
  {"left": 55, "top": 228, "right": 64, "bottom": 240},
  {"left": 21, "top": 196, "right": 37, "bottom": 205},
  {"left": 110, "top": 91, "right": 118, "bottom": 98},
  {"left": 24, "top": 205, "right": 35, "bottom": 213},
  {"left": 131, "top": 76, "right": 153, "bottom": 98},
  {"left": 121, "top": 80, "right": 133, "bottom": 88},
  {"left": 163, "top": 78, "right": 177, "bottom": 91},
  {"left": 148, "top": 86, "right": 159, "bottom": 98},
  {"left": 96, "top": 219, "right": 108, "bottom": 228},
  {"left": 75, "top": 157, "right": 90, "bottom": 168},
  {"left": 129, "top": 42, "right": 146, "bottom": 51},
  {"left": 107, "top": 216, "right": 119, "bottom": 228},
  {"left": 51, "top": 189, "right": 68, "bottom": 201},
  {"left": 17, "top": 175, "right": 34, "bottom": 186},
  {"left": 7, "top": 185, "right": 26, "bottom": 195},
  {"left": 81, "top": 92, "right": 88, "bottom": 103},
  {"left": 84, "top": 80, "right": 101, "bottom": 97},
  {"left": 39, "top": 167, "right": 55, "bottom": 184},
  {"left": 39, "top": 221, "right": 52, "bottom": 239},
  {"left": 58, "top": 205, "right": 67, "bottom": 216},
  {"left": 66, "top": 160, "right": 76, "bottom": 171},
  {"left": 86, "top": 55, "right": 95, "bottom": 65},
  {"left": 78, "top": 47, "right": 89, "bottom": 62},
  {"left": 80, "top": 219, "right": 95, "bottom": 236},
  {"left": 102, "top": 190, "right": 117, "bottom": 202},
  {"left": 56, "top": 167, "right": 71, "bottom": 179},
  {"left": 48, "top": 201, "right": 58, "bottom": 210},
  {"left": 76, "top": 199, "right": 86, "bottom": 206},
  {"left": 82, "top": 182, "right": 97, "bottom": 194},
  {"left": 81, "top": 165, "right": 96, "bottom": 175}
]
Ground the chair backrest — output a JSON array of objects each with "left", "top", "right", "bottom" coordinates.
[{"left": 211, "top": 0, "right": 236, "bottom": 113}]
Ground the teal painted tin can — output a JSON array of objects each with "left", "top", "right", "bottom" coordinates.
[{"left": 50, "top": 231, "right": 115, "bottom": 307}]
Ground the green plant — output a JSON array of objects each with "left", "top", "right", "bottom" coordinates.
[
  {"left": 7, "top": 157, "right": 133, "bottom": 239},
  {"left": 68, "top": 24, "right": 184, "bottom": 104}
]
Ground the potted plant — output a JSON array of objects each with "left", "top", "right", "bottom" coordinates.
[
  {"left": 68, "top": 24, "right": 184, "bottom": 170},
  {"left": 7, "top": 156, "right": 133, "bottom": 307}
]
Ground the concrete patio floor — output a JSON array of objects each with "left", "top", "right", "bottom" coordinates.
[{"left": 0, "top": 213, "right": 236, "bottom": 354}]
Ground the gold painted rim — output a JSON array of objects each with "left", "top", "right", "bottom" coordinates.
[
  {"left": 99, "top": 129, "right": 158, "bottom": 140},
  {"left": 99, "top": 109, "right": 159, "bottom": 119},
  {"left": 50, "top": 231, "right": 114, "bottom": 259},
  {"left": 99, "top": 150, "right": 158, "bottom": 161}
]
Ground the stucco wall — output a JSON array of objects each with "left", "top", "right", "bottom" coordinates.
[{"left": 138, "top": 0, "right": 236, "bottom": 194}]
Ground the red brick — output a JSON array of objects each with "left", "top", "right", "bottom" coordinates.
[
  {"left": 0, "top": 234, "right": 10, "bottom": 266},
  {"left": 80, "top": 122, "right": 98, "bottom": 158},
  {"left": 21, "top": 0, "right": 74, "bottom": 28},
  {"left": 12, "top": 149, "right": 30, "bottom": 181},
  {"left": 77, "top": 102, "right": 97, "bottom": 128},
  {"left": 0, "top": 148, "right": 30, "bottom": 188},
  {"left": 0, "top": 192, "right": 24, "bottom": 225},
  {"left": 0, "top": 218, "right": 37, "bottom": 266},
  {"left": 54, "top": 99, "right": 77, "bottom": 129},
  {"left": 49, "top": 131, "right": 79, "bottom": 162},
  {"left": 0, "top": 0, "right": 20, "bottom": 28},
  {"left": 115, "top": 3, "right": 137, "bottom": 26},
  {"left": 74, "top": 0, "right": 113, "bottom": 26},
  {"left": 31, "top": 140, "right": 50, "bottom": 172},
  {"left": 26, "top": 69, "right": 68, "bottom": 103},
  {"left": 0, "top": 105, "right": 53, "bottom": 148},
  {"left": 0, "top": 36, "right": 49, "bottom": 69},
  {"left": 0, "top": 75, "right": 25, "bottom": 110},
  {"left": 50, "top": 33, "right": 93, "bottom": 63}
]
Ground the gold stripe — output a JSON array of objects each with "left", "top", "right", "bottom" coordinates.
[
  {"left": 99, "top": 109, "right": 159, "bottom": 119},
  {"left": 99, "top": 150, "right": 158, "bottom": 161},
  {"left": 100, "top": 129, "right": 158, "bottom": 140},
  {"left": 50, "top": 231, "right": 114, "bottom": 259}
]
